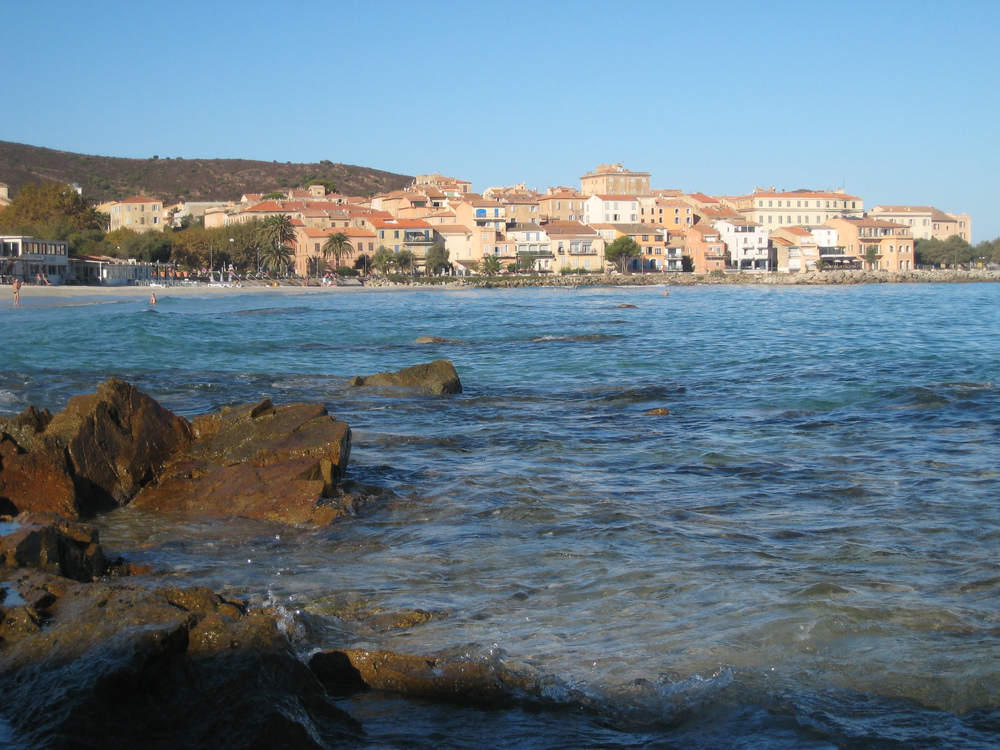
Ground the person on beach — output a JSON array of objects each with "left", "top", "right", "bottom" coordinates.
[{"left": 12, "top": 278, "right": 21, "bottom": 306}]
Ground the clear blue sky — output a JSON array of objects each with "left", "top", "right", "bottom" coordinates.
[{"left": 3, "top": 0, "right": 998, "bottom": 241}]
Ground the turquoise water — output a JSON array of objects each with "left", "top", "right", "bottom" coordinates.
[{"left": 2, "top": 283, "right": 999, "bottom": 748}]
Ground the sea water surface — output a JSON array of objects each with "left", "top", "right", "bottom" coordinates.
[{"left": 1, "top": 282, "right": 999, "bottom": 748}]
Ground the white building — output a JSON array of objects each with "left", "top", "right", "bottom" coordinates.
[
  {"left": 1, "top": 236, "right": 70, "bottom": 285},
  {"left": 716, "top": 219, "right": 770, "bottom": 271},
  {"left": 583, "top": 195, "right": 639, "bottom": 225}
]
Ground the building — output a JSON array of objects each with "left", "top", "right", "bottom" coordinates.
[
  {"left": 824, "top": 217, "right": 914, "bottom": 271},
  {"left": 507, "top": 223, "right": 553, "bottom": 272},
  {"left": 868, "top": 206, "right": 971, "bottom": 242},
  {"left": 106, "top": 197, "right": 165, "bottom": 232},
  {"left": 580, "top": 163, "right": 651, "bottom": 196},
  {"left": 432, "top": 225, "right": 476, "bottom": 274},
  {"left": 69, "top": 256, "right": 159, "bottom": 286},
  {"left": 716, "top": 219, "right": 770, "bottom": 271},
  {"left": 0, "top": 182, "right": 10, "bottom": 208},
  {"left": 294, "top": 226, "right": 377, "bottom": 275},
  {"left": 583, "top": 195, "right": 639, "bottom": 225},
  {"left": 684, "top": 224, "right": 727, "bottom": 274},
  {"left": 591, "top": 224, "right": 666, "bottom": 272},
  {"left": 538, "top": 190, "right": 587, "bottom": 222},
  {"left": 541, "top": 221, "right": 603, "bottom": 272},
  {"left": 638, "top": 197, "right": 694, "bottom": 228},
  {"left": 369, "top": 218, "right": 435, "bottom": 269},
  {"left": 0, "top": 236, "right": 70, "bottom": 284},
  {"left": 726, "top": 188, "right": 864, "bottom": 230}
]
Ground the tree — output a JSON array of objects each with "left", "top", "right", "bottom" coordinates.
[
  {"left": 395, "top": 249, "right": 415, "bottom": 275},
  {"left": 915, "top": 235, "right": 974, "bottom": 267},
  {"left": 260, "top": 242, "right": 293, "bottom": 275},
  {"left": 354, "top": 253, "right": 372, "bottom": 275},
  {"left": 258, "top": 214, "right": 295, "bottom": 250},
  {"left": 372, "top": 246, "right": 396, "bottom": 274},
  {"left": 0, "top": 182, "right": 106, "bottom": 236},
  {"left": 516, "top": 251, "right": 538, "bottom": 272},
  {"left": 478, "top": 254, "right": 502, "bottom": 275},
  {"left": 604, "top": 236, "right": 642, "bottom": 273},
  {"left": 322, "top": 232, "right": 352, "bottom": 270},
  {"left": 863, "top": 244, "right": 880, "bottom": 270},
  {"left": 425, "top": 243, "right": 450, "bottom": 275}
]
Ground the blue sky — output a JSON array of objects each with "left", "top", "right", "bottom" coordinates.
[{"left": 3, "top": 0, "right": 998, "bottom": 241}]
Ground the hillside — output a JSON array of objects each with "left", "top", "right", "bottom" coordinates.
[{"left": 0, "top": 141, "right": 412, "bottom": 204}]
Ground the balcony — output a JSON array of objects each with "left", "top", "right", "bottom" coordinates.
[{"left": 404, "top": 233, "right": 433, "bottom": 244}]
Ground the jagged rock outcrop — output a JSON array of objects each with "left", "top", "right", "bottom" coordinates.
[
  {"left": 131, "top": 398, "right": 353, "bottom": 524},
  {"left": 348, "top": 359, "right": 462, "bottom": 395},
  {"left": 0, "top": 572, "right": 362, "bottom": 749},
  {"left": 1, "top": 383, "right": 354, "bottom": 525}
]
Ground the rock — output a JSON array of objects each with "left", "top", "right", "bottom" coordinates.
[
  {"left": 614, "top": 304, "right": 639, "bottom": 308},
  {"left": 349, "top": 359, "right": 463, "bottom": 395},
  {"left": 0, "top": 576, "right": 362, "bottom": 749},
  {"left": 645, "top": 408, "right": 670, "bottom": 416},
  {"left": 0, "top": 405, "right": 53, "bottom": 452},
  {"left": 0, "top": 516, "right": 106, "bottom": 582},
  {"left": 0, "top": 439, "right": 78, "bottom": 518},
  {"left": 309, "top": 648, "right": 539, "bottom": 707},
  {"left": 42, "top": 377, "right": 193, "bottom": 515},
  {"left": 414, "top": 335, "right": 463, "bottom": 344},
  {"left": 131, "top": 399, "right": 353, "bottom": 525}
]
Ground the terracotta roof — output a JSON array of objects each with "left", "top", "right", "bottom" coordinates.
[
  {"left": 432, "top": 224, "right": 473, "bottom": 234},
  {"left": 593, "top": 195, "right": 638, "bottom": 202},
  {"left": 369, "top": 218, "right": 432, "bottom": 229},
  {"left": 119, "top": 197, "right": 160, "bottom": 204},
  {"left": 749, "top": 189, "right": 862, "bottom": 201}
]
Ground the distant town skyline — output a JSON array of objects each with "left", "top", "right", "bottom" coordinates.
[{"left": 2, "top": 1, "right": 998, "bottom": 241}]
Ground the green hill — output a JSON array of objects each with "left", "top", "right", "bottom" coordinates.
[{"left": 0, "top": 141, "right": 412, "bottom": 204}]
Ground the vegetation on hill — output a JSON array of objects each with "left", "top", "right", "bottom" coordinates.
[{"left": 0, "top": 141, "right": 412, "bottom": 204}]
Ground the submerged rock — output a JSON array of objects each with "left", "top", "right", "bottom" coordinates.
[
  {"left": 309, "top": 648, "right": 540, "bottom": 707},
  {"left": 414, "top": 335, "right": 464, "bottom": 344},
  {"left": 349, "top": 359, "right": 463, "bottom": 395},
  {"left": 645, "top": 408, "right": 670, "bottom": 416}
]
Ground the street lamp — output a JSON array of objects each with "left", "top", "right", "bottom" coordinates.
[{"left": 228, "top": 237, "right": 234, "bottom": 281}]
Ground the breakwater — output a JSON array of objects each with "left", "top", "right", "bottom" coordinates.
[{"left": 366, "top": 268, "right": 1000, "bottom": 289}]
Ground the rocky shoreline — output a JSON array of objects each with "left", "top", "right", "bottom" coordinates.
[
  {"left": 365, "top": 268, "right": 1000, "bottom": 289},
  {"left": 0, "top": 373, "right": 554, "bottom": 749}
]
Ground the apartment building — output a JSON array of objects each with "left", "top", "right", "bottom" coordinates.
[
  {"left": 824, "top": 217, "right": 914, "bottom": 271},
  {"left": 538, "top": 191, "right": 586, "bottom": 222},
  {"left": 106, "top": 197, "right": 164, "bottom": 232},
  {"left": 583, "top": 195, "right": 639, "bottom": 225},
  {"left": 542, "top": 221, "right": 603, "bottom": 272},
  {"left": 868, "top": 205, "right": 971, "bottom": 242},
  {"left": 716, "top": 219, "right": 769, "bottom": 271},
  {"left": 727, "top": 189, "right": 864, "bottom": 230},
  {"left": 684, "top": 224, "right": 727, "bottom": 274},
  {"left": 591, "top": 224, "right": 666, "bottom": 272}
]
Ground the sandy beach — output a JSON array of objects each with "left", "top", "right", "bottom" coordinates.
[{"left": 0, "top": 282, "right": 379, "bottom": 306}]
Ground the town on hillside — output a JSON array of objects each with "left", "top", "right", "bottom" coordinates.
[{"left": 0, "top": 164, "right": 980, "bottom": 286}]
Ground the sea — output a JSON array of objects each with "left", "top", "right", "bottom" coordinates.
[{"left": 1, "top": 282, "right": 998, "bottom": 749}]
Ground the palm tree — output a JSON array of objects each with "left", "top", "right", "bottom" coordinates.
[
  {"left": 259, "top": 214, "right": 295, "bottom": 247},
  {"left": 478, "top": 254, "right": 502, "bottom": 275},
  {"left": 322, "top": 232, "right": 352, "bottom": 271},
  {"left": 260, "top": 242, "right": 294, "bottom": 276}
]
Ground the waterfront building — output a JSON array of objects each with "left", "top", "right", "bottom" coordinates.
[
  {"left": 683, "top": 224, "right": 727, "bottom": 273},
  {"left": 369, "top": 218, "right": 434, "bottom": 269},
  {"left": 824, "top": 217, "right": 914, "bottom": 271},
  {"left": 507, "top": 222, "right": 553, "bottom": 272},
  {"left": 591, "top": 223, "right": 666, "bottom": 272},
  {"left": 69, "top": 255, "right": 159, "bottom": 285},
  {"left": 0, "top": 182, "right": 10, "bottom": 208},
  {"left": 0, "top": 235, "right": 70, "bottom": 284},
  {"left": 716, "top": 219, "right": 770, "bottom": 271},
  {"left": 294, "top": 226, "right": 377, "bottom": 275},
  {"left": 105, "top": 197, "right": 165, "bottom": 233},
  {"left": 580, "top": 163, "right": 651, "bottom": 196},
  {"left": 540, "top": 221, "right": 603, "bottom": 272},
  {"left": 431, "top": 224, "right": 476, "bottom": 273},
  {"left": 868, "top": 205, "right": 971, "bottom": 242}
]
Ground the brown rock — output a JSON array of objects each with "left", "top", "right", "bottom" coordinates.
[
  {"left": 645, "top": 407, "right": 670, "bottom": 416},
  {"left": 0, "top": 516, "right": 106, "bottom": 582},
  {"left": 414, "top": 335, "right": 463, "bottom": 344},
  {"left": 0, "top": 440, "right": 78, "bottom": 518},
  {"left": 42, "top": 377, "right": 193, "bottom": 514},
  {"left": 309, "top": 648, "right": 539, "bottom": 707},
  {"left": 350, "top": 359, "right": 462, "bottom": 394},
  {"left": 0, "top": 578, "right": 361, "bottom": 748},
  {"left": 131, "top": 400, "right": 352, "bottom": 525}
]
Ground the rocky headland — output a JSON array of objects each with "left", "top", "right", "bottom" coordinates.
[{"left": 0, "top": 370, "right": 555, "bottom": 749}]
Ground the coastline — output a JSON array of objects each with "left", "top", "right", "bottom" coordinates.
[{"left": 1, "top": 268, "right": 998, "bottom": 305}]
